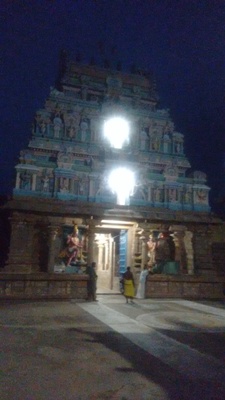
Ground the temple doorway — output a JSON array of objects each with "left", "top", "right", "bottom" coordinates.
[{"left": 93, "top": 221, "right": 135, "bottom": 292}]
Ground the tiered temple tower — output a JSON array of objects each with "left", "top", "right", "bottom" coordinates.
[{"left": 14, "top": 60, "right": 210, "bottom": 212}]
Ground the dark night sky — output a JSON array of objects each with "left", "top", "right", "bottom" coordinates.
[{"left": 1, "top": 0, "right": 225, "bottom": 212}]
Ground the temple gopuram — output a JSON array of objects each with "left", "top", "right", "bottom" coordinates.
[{"left": 1, "top": 57, "right": 225, "bottom": 299}]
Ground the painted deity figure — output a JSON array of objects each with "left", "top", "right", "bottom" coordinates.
[
  {"left": 154, "top": 233, "right": 171, "bottom": 268},
  {"left": 184, "top": 189, "right": 192, "bottom": 204},
  {"left": 80, "top": 117, "right": 89, "bottom": 142},
  {"left": 140, "top": 128, "right": 148, "bottom": 150},
  {"left": 155, "top": 186, "right": 163, "bottom": 202},
  {"left": 42, "top": 175, "right": 49, "bottom": 192},
  {"left": 40, "top": 121, "right": 46, "bottom": 134},
  {"left": 169, "top": 188, "right": 177, "bottom": 202},
  {"left": 65, "top": 231, "right": 83, "bottom": 266},
  {"left": 175, "top": 142, "right": 181, "bottom": 153},
  {"left": 60, "top": 178, "right": 69, "bottom": 193},
  {"left": 196, "top": 189, "right": 207, "bottom": 204},
  {"left": 67, "top": 126, "right": 76, "bottom": 139},
  {"left": 20, "top": 171, "right": 31, "bottom": 190},
  {"left": 59, "top": 226, "right": 83, "bottom": 266},
  {"left": 163, "top": 132, "right": 170, "bottom": 153},
  {"left": 53, "top": 114, "right": 63, "bottom": 138},
  {"left": 151, "top": 133, "right": 160, "bottom": 151}
]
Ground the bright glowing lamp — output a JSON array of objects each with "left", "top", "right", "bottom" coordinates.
[
  {"left": 108, "top": 167, "right": 135, "bottom": 205},
  {"left": 104, "top": 117, "right": 129, "bottom": 149}
]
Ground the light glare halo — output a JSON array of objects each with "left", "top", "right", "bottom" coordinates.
[
  {"left": 104, "top": 117, "right": 129, "bottom": 149},
  {"left": 108, "top": 167, "right": 135, "bottom": 205}
]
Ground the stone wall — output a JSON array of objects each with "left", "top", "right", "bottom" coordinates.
[
  {"left": 193, "top": 226, "right": 214, "bottom": 274},
  {"left": 212, "top": 242, "right": 225, "bottom": 275},
  {"left": 145, "top": 274, "right": 225, "bottom": 299},
  {"left": 0, "top": 273, "right": 89, "bottom": 300}
]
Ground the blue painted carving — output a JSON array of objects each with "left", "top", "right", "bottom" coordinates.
[{"left": 119, "top": 230, "right": 127, "bottom": 275}]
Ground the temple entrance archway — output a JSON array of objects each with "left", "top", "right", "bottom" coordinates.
[{"left": 93, "top": 220, "right": 136, "bottom": 292}]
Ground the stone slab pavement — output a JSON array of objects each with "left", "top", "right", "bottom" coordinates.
[{"left": 1, "top": 295, "right": 225, "bottom": 400}]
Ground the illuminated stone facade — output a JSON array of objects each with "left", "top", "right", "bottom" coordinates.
[{"left": 2, "top": 59, "right": 225, "bottom": 299}]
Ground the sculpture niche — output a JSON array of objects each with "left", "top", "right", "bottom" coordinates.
[
  {"left": 147, "top": 232, "right": 178, "bottom": 275},
  {"left": 59, "top": 224, "right": 83, "bottom": 267}
]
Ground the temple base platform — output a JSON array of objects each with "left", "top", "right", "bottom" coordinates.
[
  {"left": 0, "top": 272, "right": 225, "bottom": 300},
  {"left": 146, "top": 274, "right": 225, "bottom": 300},
  {"left": 0, "top": 273, "right": 88, "bottom": 300}
]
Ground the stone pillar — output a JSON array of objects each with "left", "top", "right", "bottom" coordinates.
[
  {"left": 173, "top": 231, "right": 186, "bottom": 273},
  {"left": 105, "top": 237, "right": 109, "bottom": 270},
  {"left": 47, "top": 225, "right": 61, "bottom": 272},
  {"left": 164, "top": 186, "right": 168, "bottom": 204},
  {"left": 88, "top": 178, "right": 96, "bottom": 198},
  {"left": 87, "top": 221, "right": 96, "bottom": 265},
  {"left": 98, "top": 243, "right": 104, "bottom": 270},
  {"left": 141, "top": 234, "right": 148, "bottom": 269},
  {"left": 32, "top": 173, "right": 37, "bottom": 191},
  {"left": 184, "top": 230, "right": 194, "bottom": 274},
  {"left": 110, "top": 239, "right": 115, "bottom": 289},
  {"left": 136, "top": 223, "right": 149, "bottom": 269},
  {"left": 6, "top": 213, "right": 39, "bottom": 273},
  {"left": 169, "top": 225, "right": 188, "bottom": 273},
  {"left": 129, "top": 226, "right": 136, "bottom": 263},
  {"left": 134, "top": 231, "right": 140, "bottom": 254},
  {"left": 147, "top": 186, "right": 151, "bottom": 202}
]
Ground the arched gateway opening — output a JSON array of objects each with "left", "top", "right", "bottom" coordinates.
[
  {"left": 90, "top": 220, "right": 188, "bottom": 293},
  {"left": 93, "top": 220, "right": 135, "bottom": 293}
]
